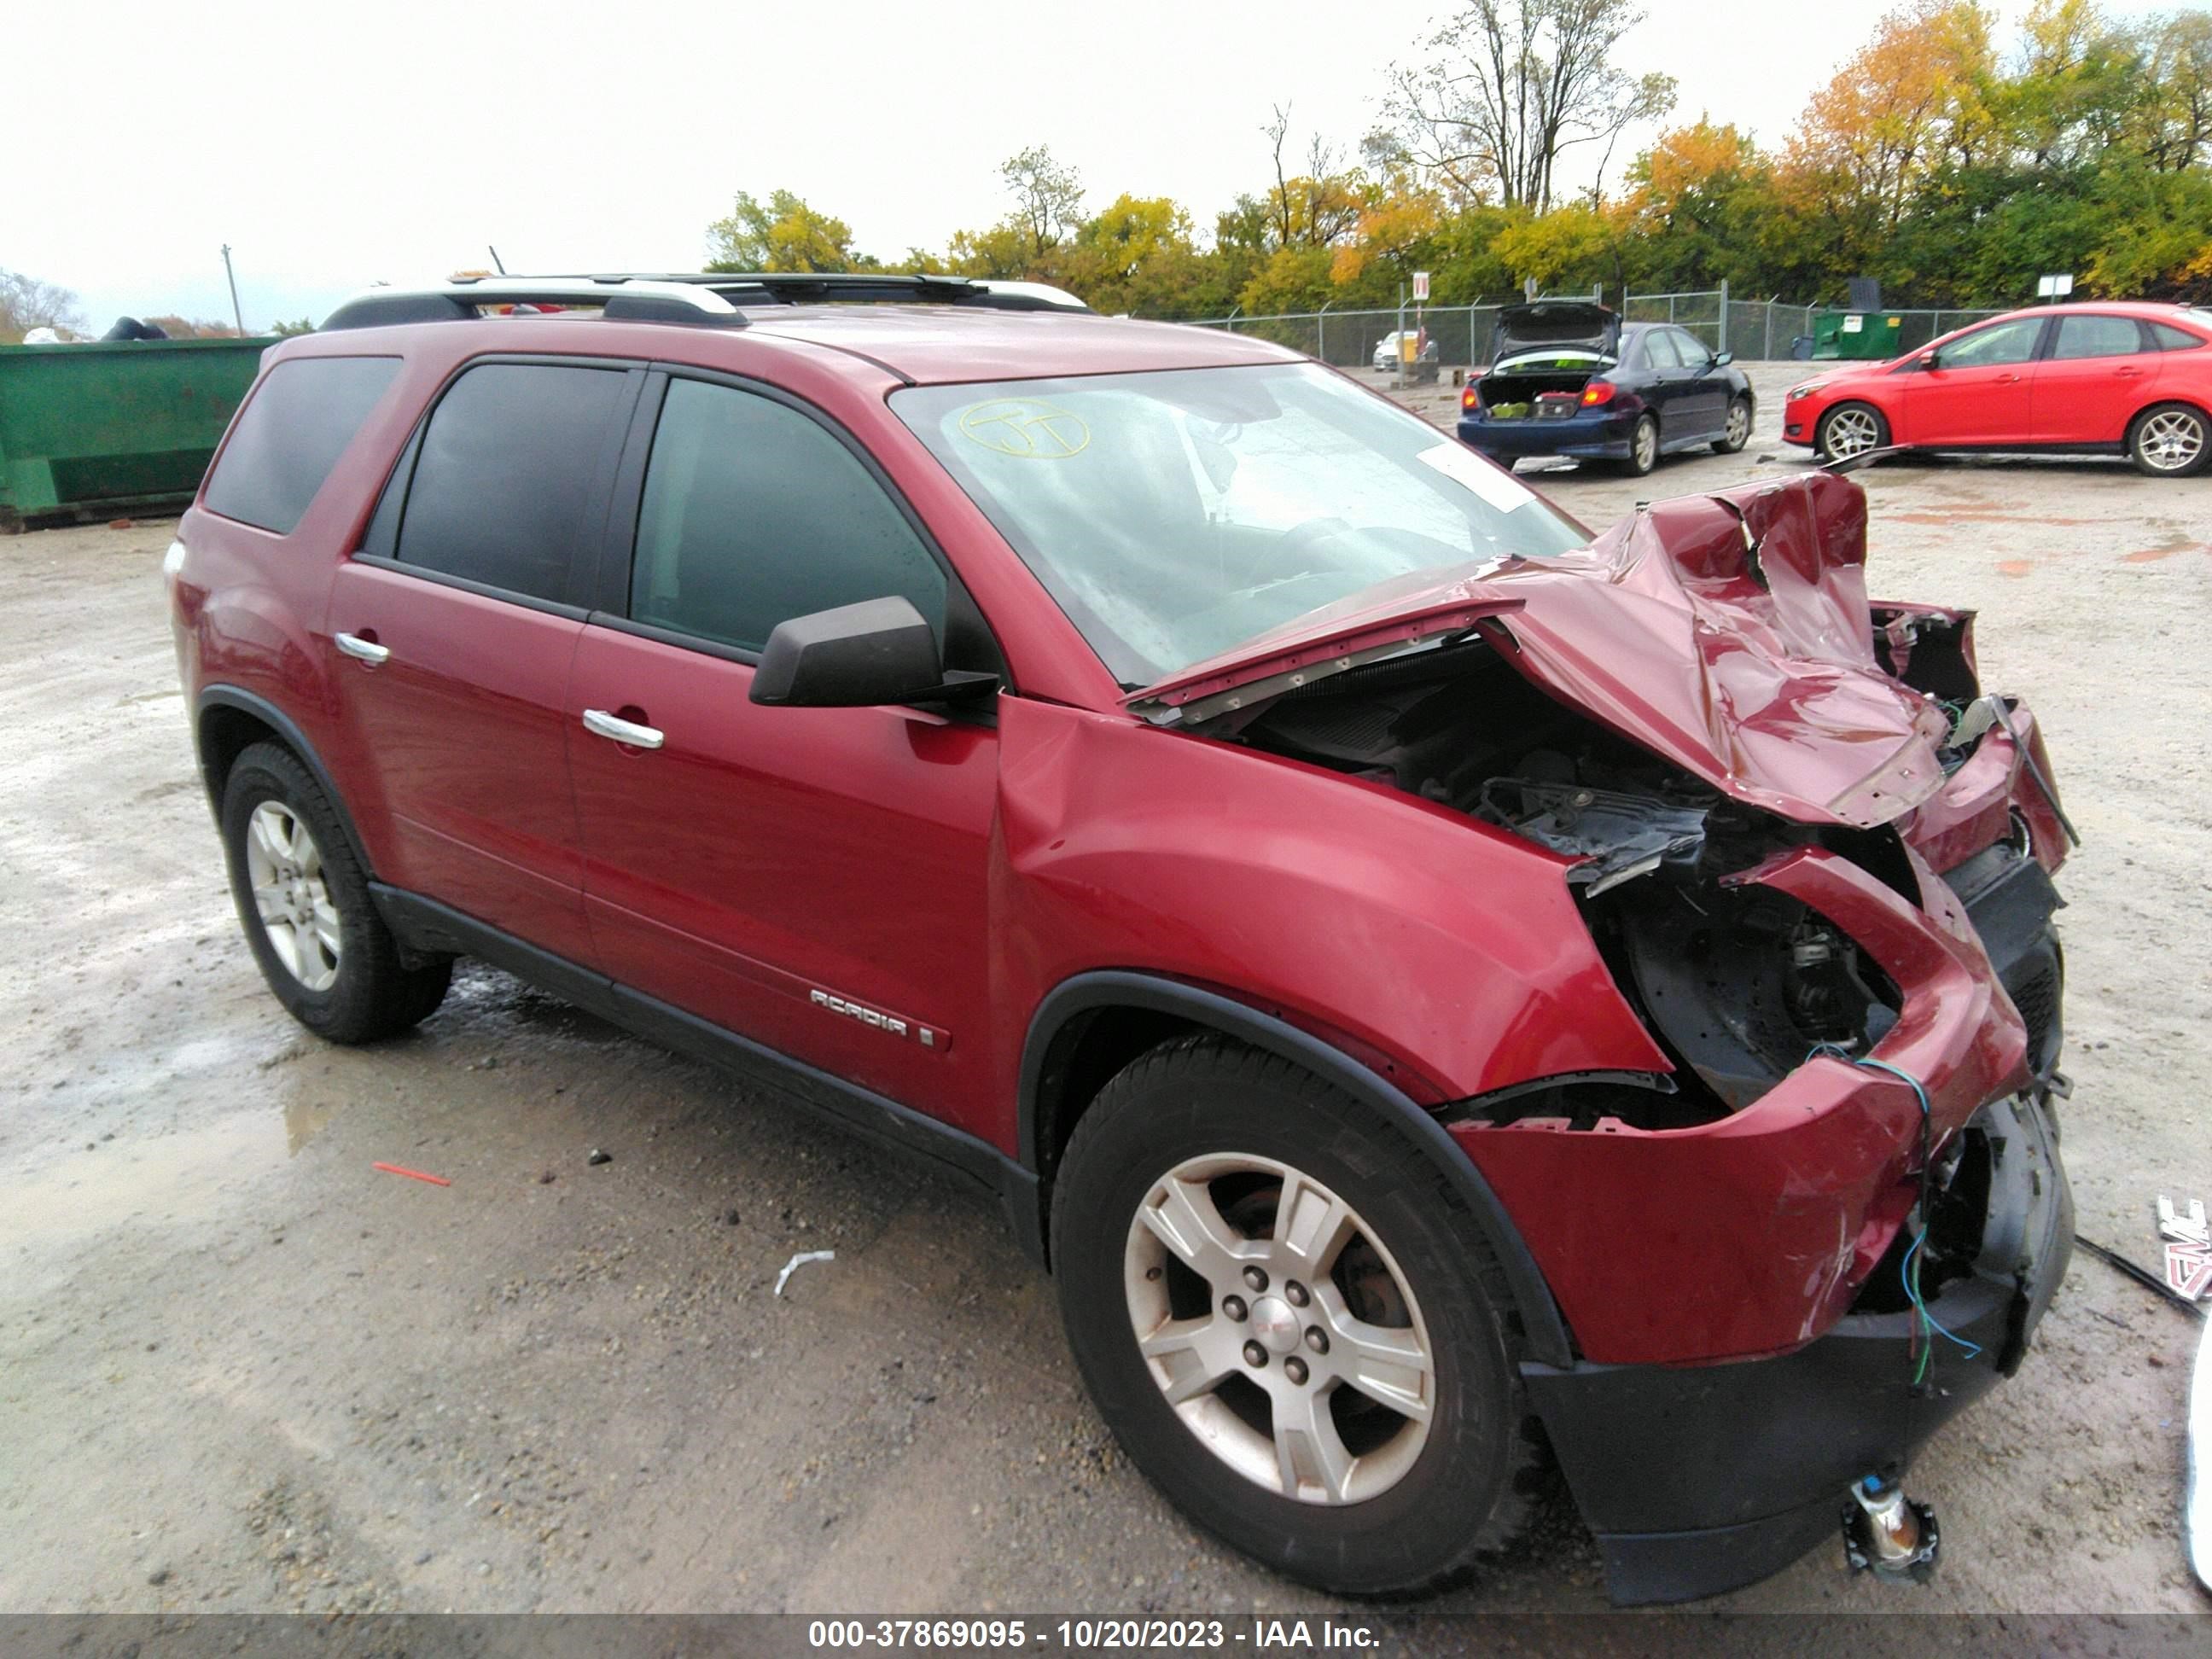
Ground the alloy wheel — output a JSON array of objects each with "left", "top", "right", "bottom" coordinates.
[
  {"left": 1123, "top": 1153, "right": 1435, "bottom": 1505},
  {"left": 2138, "top": 409, "right": 2205, "bottom": 474},
  {"left": 1823, "top": 406, "right": 1882, "bottom": 459},
  {"left": 1725, "top": 400, "right": 1751, "bottom": 448},
  {"left": 245, "top": 800, "right": 341, "bottom": 992},
  {"left": 1633, "top": 418, "right": 1658, "bottom": 471}
]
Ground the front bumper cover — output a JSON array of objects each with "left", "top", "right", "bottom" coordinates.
[{"left": 1523, "top": 1087, "right": 2072, "bottom": 1604}]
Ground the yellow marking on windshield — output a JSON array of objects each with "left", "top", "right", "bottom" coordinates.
[{"left": 958, "top": 399, "right": 1091, "bottom": 458}]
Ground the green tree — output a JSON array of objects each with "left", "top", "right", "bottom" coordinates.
[
  {"left": 706, "top": 190, "right": 880, "bottom": 272},
  {"left": 1062, "top": 195, "right": 1201, "bottom": 316}
]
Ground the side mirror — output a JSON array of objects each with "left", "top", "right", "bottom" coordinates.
[
  {"left": 1712, "top": 351, "right": 1733, "bottom": 367},
  {"left": 1917, "top": 349, "right": 1939, "bottom": 369},
  {"left": 749, "top": 596, "right": 996, "bottom": 708}
]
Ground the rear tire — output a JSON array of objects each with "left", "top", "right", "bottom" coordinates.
[
  {"left": 1051, "top": 1036, "right": 1545, "bottom": 1597},
  {"left": 219, "top": 742, "right": 452, "bottom": 1043},
  {"left": 1617, "top": 414, "right": 1659, "bottom": 476},
  {"left": 2127, "top": 402, "right": 2209, "bottom": 477}
]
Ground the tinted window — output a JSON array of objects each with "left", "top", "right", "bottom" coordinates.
[
  {"left": 1640, "top": 330, "right": 1681, "bottom": 369},
  {"left": 1937, "top": 319, "right": 2043, "bottom": 369},
  {"left": 2052, "top": 315, "right": 2146, "bottom": 360},
  {"left": 2151, "top": 321, "right": 2207, "bottom": 351},
  {"left": 203, "top": 356, "right": 400, "bottom": 533},
  {"left": 630, "top": 378, "right": 946, "bottom": 655},
  {"left": 395, "top": 363, "right": 629, "bottom": 603}
]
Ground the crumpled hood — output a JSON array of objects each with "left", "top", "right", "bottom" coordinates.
[{"left": 1132, "top": 470, "right": 1950, "bottom": 828}]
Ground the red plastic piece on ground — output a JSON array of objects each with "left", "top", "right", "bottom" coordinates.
[{"left": 372, "top": 1161, "right": 451, "bottom": 1186}]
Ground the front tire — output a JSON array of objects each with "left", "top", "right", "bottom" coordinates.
[
  {"left": 1816, "top": 400, "right": 1889, "bottom": 463},
  {"left": 2128, "top": 402, "right": 2209, "bottom": 477},
  {"left": 1713, "top": 395, "right": 1753, "bottom": 454},
  {"left": 219, "top": 742, "right": 451, "bottom": 1043},
  {"left": 1051, "top": 1037, "right": 1544, "bottom": 1597}
]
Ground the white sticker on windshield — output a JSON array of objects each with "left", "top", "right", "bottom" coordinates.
[{"left": 1416, "top": 440, "right": 1537, "bottom": 513}]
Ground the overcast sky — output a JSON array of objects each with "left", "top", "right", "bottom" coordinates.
[{"left": 9, "top": 0, "right": 2183, "bottom": 331}]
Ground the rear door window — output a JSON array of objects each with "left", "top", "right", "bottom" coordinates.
[
  {"left": 1643, "top": 331, "right": 1683, "bottom": 370},
  {"left": 627, "top": 377, "right": 946, "bottom": 655},
  {"left": 393, "top": 362, "right": 632, "bottom": 604},
  {"left": 2051, "top": 315, "right": 2150, "bottom": 360},
  {"left": 203, "top": 356, "right": 401, "bottom": 533}
]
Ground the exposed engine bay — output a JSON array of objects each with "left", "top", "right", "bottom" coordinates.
[{"left": 1215, "top": 622, "right": 2056, "bottom": 1130}]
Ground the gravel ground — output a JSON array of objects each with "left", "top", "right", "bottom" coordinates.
[{"left": 2, "top": 359, "right": 2208, "bottom": 1621}]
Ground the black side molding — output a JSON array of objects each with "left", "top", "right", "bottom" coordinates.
[
  {"left": 370, "top": 885, "right": 1045, "bottom": 1263},
  {"left": 1018, "top": 970, "right": 1575, "bottom": 1369}
]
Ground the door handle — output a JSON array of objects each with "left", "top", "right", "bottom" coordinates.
[
  {"left": 581, "top": 708, "right": 664, "bottom": 750},
  {"left": 2115, "top": 366, "right": 2145, "bottom": 378},
  {"left": 1993, "top": 372, "right": 2023, "bottom": 384},
  {"left": 335, "top": 632, "right": 390, "bottom": 665}
]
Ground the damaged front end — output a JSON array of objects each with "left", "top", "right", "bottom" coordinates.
[{"left": 1132, "top": 469, "right": 2075, "bottom": 1603}]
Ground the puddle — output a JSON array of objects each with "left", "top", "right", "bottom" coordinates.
[
  {"left": 283, "top": 1096, "right": 339, "bottom": 1155},
  {"left": 9, "top": 1112, "right": 283, "bottom": 1249},
  {"left": 444, "top": 963, "right": 629, "bottom": 1046}
]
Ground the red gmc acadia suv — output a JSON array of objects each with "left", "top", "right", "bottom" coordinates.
[{"left": 168, "top": 271, "right": 2076, "bottom": 1604}]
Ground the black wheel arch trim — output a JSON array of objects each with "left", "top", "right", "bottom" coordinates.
[
  {"left": 1017, "top": 969, "right": 1576, "bottom": 1368},
  {"left": 195, "top": 685, "right": 376, "bottom": 880}
]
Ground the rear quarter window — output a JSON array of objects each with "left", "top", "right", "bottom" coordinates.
[
  {"left": 2151, "top": 321, "right": 2208, "bottom": 351},
  {"left": 202, "top": 356, "right": 401, "bottom": 533}
]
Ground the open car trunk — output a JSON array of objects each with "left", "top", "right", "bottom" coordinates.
[
  {"left": 1475, "top": 354, "right": 1609, "bottom": 419},
  {"left": 1476, "top": 300, "right": 1619, "bottom": 419}
]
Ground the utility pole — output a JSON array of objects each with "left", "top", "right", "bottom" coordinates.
[{"left": 221, "top": 245, "right": 246, "bottom": 337}]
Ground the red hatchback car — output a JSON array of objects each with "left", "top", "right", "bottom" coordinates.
[
  {"left": 1785, "top": 300, "right": 2212, "bottom": 474},
  {"left": 170, "top": 273, "right": 2076, "bottom": 1605}
]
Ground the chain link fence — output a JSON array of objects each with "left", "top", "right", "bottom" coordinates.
[
  {"left": 1619, "top": 289, "right": 2003, "bottom": 359},
  {"left": 1183, "top": 289, "right": 2008, "bottom": 366},
  {"left": 1185, "top": 304, "right": 1509, "bottom": 375}
]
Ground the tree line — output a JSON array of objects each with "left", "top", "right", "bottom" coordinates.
[{"left": 706, "top": 0, "right": 2212, "bottom": 317}]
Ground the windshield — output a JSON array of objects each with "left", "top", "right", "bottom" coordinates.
[{"left": 892, "top": 362, "right": 1587, "bottom": 685}]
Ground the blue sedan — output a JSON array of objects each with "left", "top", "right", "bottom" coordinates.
[{"left": 1456, "top": 302, "right": 1756, "bottom": 476}]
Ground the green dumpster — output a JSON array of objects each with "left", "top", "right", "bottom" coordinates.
[
  {"left": 0, "top": 335, "right": 277, "bottom": 531},
  {"left": 1810, "top": 311, "right": 1904, "bottom": 362}
]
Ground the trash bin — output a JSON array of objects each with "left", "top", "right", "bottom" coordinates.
[
  {"left": 1811, "top": 311, "right": 1904, "bottom": 361},
  {"left": 0, "top": 335, "right": 275, "bottom": 531}
]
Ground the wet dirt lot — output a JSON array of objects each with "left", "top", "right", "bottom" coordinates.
[{"left": 3, "top": 360, "right": 2209, "bottom": 1620}]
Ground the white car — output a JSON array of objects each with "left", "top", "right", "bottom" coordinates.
[{"left": 1371, "top": 330, "right": 1441, "bottom": 380}]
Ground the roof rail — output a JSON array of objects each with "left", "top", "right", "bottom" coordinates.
[
  {"left": 616, "top": 272, "right": 1093, "bottom": 314},
  {"left": 321, "top": 277, "right": 747, "bottom": 332},
  {"left": 318, "top": 272, "right": 1093, "bottom": 332}
]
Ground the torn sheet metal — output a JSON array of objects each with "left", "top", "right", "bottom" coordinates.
[{"left": 1126, "top": 472, "right": 1953, "bottom": 829}]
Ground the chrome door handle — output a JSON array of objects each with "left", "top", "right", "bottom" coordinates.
[
  {"left": 581, "top": 708, "right": 664, "bottom": 749},
  {"left": 335, "top": 632, "right": 390, "bottom": 665}
]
